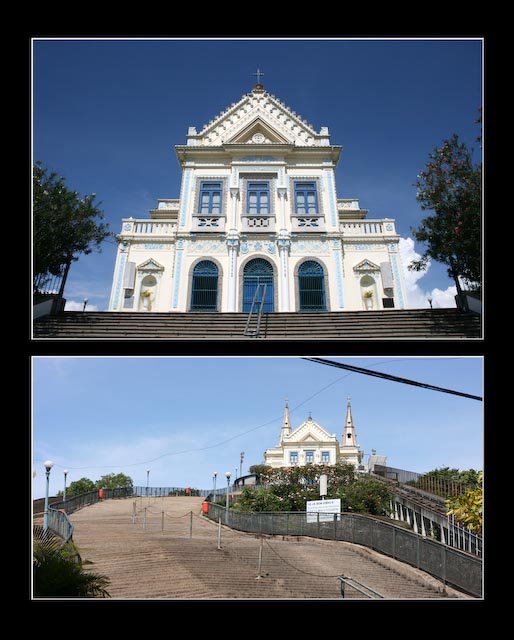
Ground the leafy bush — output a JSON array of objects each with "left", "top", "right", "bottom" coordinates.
[
  {"left": 446, "top": 473, "right": 483, "bottom": 533},
  {"left": 33, "top": 543, "right": 110, "bottom": 598},
  {"left": 338, "top": 478, "right": 393, "bottom": 516}
]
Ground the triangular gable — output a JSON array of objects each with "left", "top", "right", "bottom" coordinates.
[
  {"left": 193, "top": 90, "right": 323, "bottom": 147},
  {"left": 353, "top": 259, "right": 380, "bottom": 272},
  {"left": 137, "top": 258, "right": 164, "bottom": 272},
  {"left": 287, "top": 419, "right": 336, "bottom": 444},
  {"left": 227, "top": 117, "right": 291, "bottom": 145}
]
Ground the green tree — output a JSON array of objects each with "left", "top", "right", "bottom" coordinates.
[
  {"left": 95, "top": 473, "right": 133, "bottom": 490},
  {"left": 248, "top": 464, "right": 272, "bottom": 476},
  {"left": 59, "top": 477, "right": 96, "bottom": 498},
  {"left": 33, "top": 162, "right": 110, "bottom": 290},
  {"left": 409, "top": 130, "right": 481, "bottom": 295},
  {"left": 446, "top": 473, "right": 483, "bottom": 533},
  {"left": 33, "top": 542, "right": 110, "bottom": 598},
  {"left": 338, "top": 478, "right": 393, "bottom": 516}
]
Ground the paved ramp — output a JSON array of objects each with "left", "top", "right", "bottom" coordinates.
[{"left": 70, "top": 497, "right": 459, "bottom": 599}]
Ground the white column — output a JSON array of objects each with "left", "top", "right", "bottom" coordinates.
[
  {"left": 276, "top": 187, "right": 290, "bottom": 312},
  {"left": 227, "top": 187, "right": 240, "bottom": 312}
]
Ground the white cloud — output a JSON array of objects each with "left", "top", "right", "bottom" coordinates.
[
  {"left": 65, "top": 300, "right": 99, "bottom": 311},
  {"left": 399, "top": 238, "right": 457, "bottom": 309}
]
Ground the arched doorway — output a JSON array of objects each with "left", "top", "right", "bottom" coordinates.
[
  {"left": 298, "top": 260, "right": 326, "bottom": 311},
  {"left": 243, "top": 258, "right": 274, "bottom": 312},
  {"left": 190, "top": 260, "right": 219, "bottom": 311}
]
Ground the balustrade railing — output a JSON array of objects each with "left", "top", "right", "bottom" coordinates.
[
  {"left": 120, "top": 219, "right": 176, "bottom": 235},
  {"left": 340, "top": 221, "right": 386, "bottom": 235}
]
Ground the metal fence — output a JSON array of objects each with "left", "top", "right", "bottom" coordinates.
[
  {"left": 132, "top": 486, "right": 211, "bottom": 497},
  {"left": 47, "top": 508, "right": 74, "bottom": 544},
  {"left": 206, "top": 504, "right": 482, "bottom": 598},
  {"left": 373, "top": 464, "right": 474, "bottom": 498}
]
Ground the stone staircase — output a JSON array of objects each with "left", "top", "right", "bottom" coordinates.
[
  {"left": 34, "top": 309, "right": 480, "bottom": 339},
  {"left": 69, "top": 497, "right": 461, "bottom": 599}
]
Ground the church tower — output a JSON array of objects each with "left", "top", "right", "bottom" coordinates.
[
  {"left": 279, "top": 399, "right": 291, "bottom": 444},
  {"left": 339, "top": 398, "right": 362, "bottom": 467}
]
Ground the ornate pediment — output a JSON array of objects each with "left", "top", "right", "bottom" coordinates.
[
  {"left": 137, "top": 258, "right": 164, "bottom": 272},
  {"left": 227, "top": 117, "right": 291, "bottom": 145},
  {"left": 286, "top": 418, "right": 337, "bottom": 444},
  {"left": 189, "top": 89, "right": 328, "bottom": 148},
  {"left": 353, "top": 259, "right": 380, "bottom": 273}
]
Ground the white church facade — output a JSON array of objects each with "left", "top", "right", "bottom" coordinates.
[
  {"left": 109, "top": 79, "right": 407, "bottom": 313},
  {"left": 264, "top": 400, "right": 363, "bottom": 469}
]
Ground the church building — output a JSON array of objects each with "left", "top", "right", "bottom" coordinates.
[
  {"left": 109, "top": 76, "right": 407, "bottom": 313},
  {"left": 264, "top": 400, "right": 363, "bottom": 469}
]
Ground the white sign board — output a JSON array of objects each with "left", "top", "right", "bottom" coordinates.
[{"left": 306, "top": 498, "right": 341, "bottom": 523}]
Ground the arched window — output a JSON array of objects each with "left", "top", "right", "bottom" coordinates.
[
  {"left": 298, "top": 261, "right": 326, "bottom": 311},
  {"left": 243, "top": 258, "right": 274, "bottom": 312},
  {"left": 191, "top": 261, "right": 219, "bottom": 311}
]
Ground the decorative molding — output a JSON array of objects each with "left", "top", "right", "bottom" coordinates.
[
  {"left": 238, "top": 240, "right": 276, "bottom": 255},
  {"left": 137, "top": 258, "right": 165, "bottom": 272},
  {"left": 143, "top": 243, "right": 164, "bottom": 250},
  {"left": 239, "top": 156, "right": 277, "bottom": 162},
  {"left": 353, "top": 259, "right": 381, "bottom": 273},
  {"left": 345, "top": 243, "right": 386, "bottom": 251},
  {"left": 123, "top": 223, "right": 132, "bottom": 231},
  {"left": 387, "top": 242, "right": 398, "bottom": 253},
  {"left": 290, "top": 239, "right": 329, "bottom": 255},
  {"left": 188, "top": 239, "right": 226, "bottom": 255}
]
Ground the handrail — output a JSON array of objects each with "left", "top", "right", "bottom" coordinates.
[
  {"left": 244, "top": 283, "right": 267, "bottom": 337},
  {"left": 338, "top": 576, "right": 384, "bottom": 599}
]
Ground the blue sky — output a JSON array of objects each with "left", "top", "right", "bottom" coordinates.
[
  {"left": 33, "top": 38, "right": 482, "bottom": 311},
  {"left": 32, "top": 357, "right": 483, "bottom": 499}
]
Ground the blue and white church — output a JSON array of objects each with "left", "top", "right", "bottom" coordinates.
[{"left": 109, "top": 79, "right": 407, "bottom": 313}]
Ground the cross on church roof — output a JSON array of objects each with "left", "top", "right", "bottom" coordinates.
[{"left": 253, "top": 68, "right": 264, "bottom": 84}]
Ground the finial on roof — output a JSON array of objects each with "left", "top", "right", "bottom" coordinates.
[{"left": 253, "top": 68, "right": 265, "bottom": 92}]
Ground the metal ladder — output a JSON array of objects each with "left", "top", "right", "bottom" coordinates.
[{"left": 244, "top": 283, "right": 267, "bottom": 338}]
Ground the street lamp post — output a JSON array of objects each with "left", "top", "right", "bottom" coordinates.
[
  {"left": 146, "top": 469, "right": 150, "bottom": 497},
  {"left": 240, "top": 451, "right": 245, "bottom": 479},
  {"left": 43, "top": 460, "right": 54, "bottom": 534},
  {"left": 225, "top": 471, "right": 231, "bottom": 510},
  {"left": 63, "top": 469, "right": 68, "bottom": 504},
  {"left": 83, "top": 298, "right": 88, "bottom": 312},
  {"left": 213, "top": 472, "right": 217, "bottom": 502}
]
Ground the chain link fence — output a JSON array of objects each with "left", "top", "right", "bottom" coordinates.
[{"left": 206, "top": 503, "right": 482, "bottom": 597}]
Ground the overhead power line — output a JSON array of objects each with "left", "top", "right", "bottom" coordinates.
[{"left": 302, "top": 357, "right": 482, "bottom": 401}]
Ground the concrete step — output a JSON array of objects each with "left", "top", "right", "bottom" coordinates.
[
  {"left": 69, "top": 497, "right": 457, "bottom": 599},
  {"left": 34, "top": 309, "right": 480, "bottom": 339}
]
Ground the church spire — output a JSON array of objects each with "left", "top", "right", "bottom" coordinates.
[
  {"left": 342, "top": 396, "right": 358, "bottom": 447},
  {"left": 279, "top": 399, "right": 291, "bottom": 444}
]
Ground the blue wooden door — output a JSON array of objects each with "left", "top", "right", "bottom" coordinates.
[
  {"left": 298, "top": 261, "right": 326, "bottom": 311},
  {"left": 243, "top": 259, "right": 274, "bottom": 312}
]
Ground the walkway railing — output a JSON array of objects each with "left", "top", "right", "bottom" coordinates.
[
  {"left": 373, "top": 464, "right": 475, "bottom": 498},
  {"left": 206, "top": 504, "right": 482, "bottom": 597},
  {"left": 338, "top": 576, "right": 384, "bottom": 599}
]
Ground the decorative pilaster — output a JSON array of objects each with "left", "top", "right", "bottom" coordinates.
[
  {"left": 110, "top": 241, "right": 129, "bottom": 310},
  {"left": 277, "top": 232, "right": 291, "bottom": 312},
  {"left": 277, "top": 186, "right": 288, "bottom": 232},
  {"left": 229, "top": 187, "right": 240, "bottom": 232},
  {"left": 226, "top": 231, "right": 240, "bottom": 312},
  {"left": 171, "top": 239, "right": 185, "bottom": 309}
]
